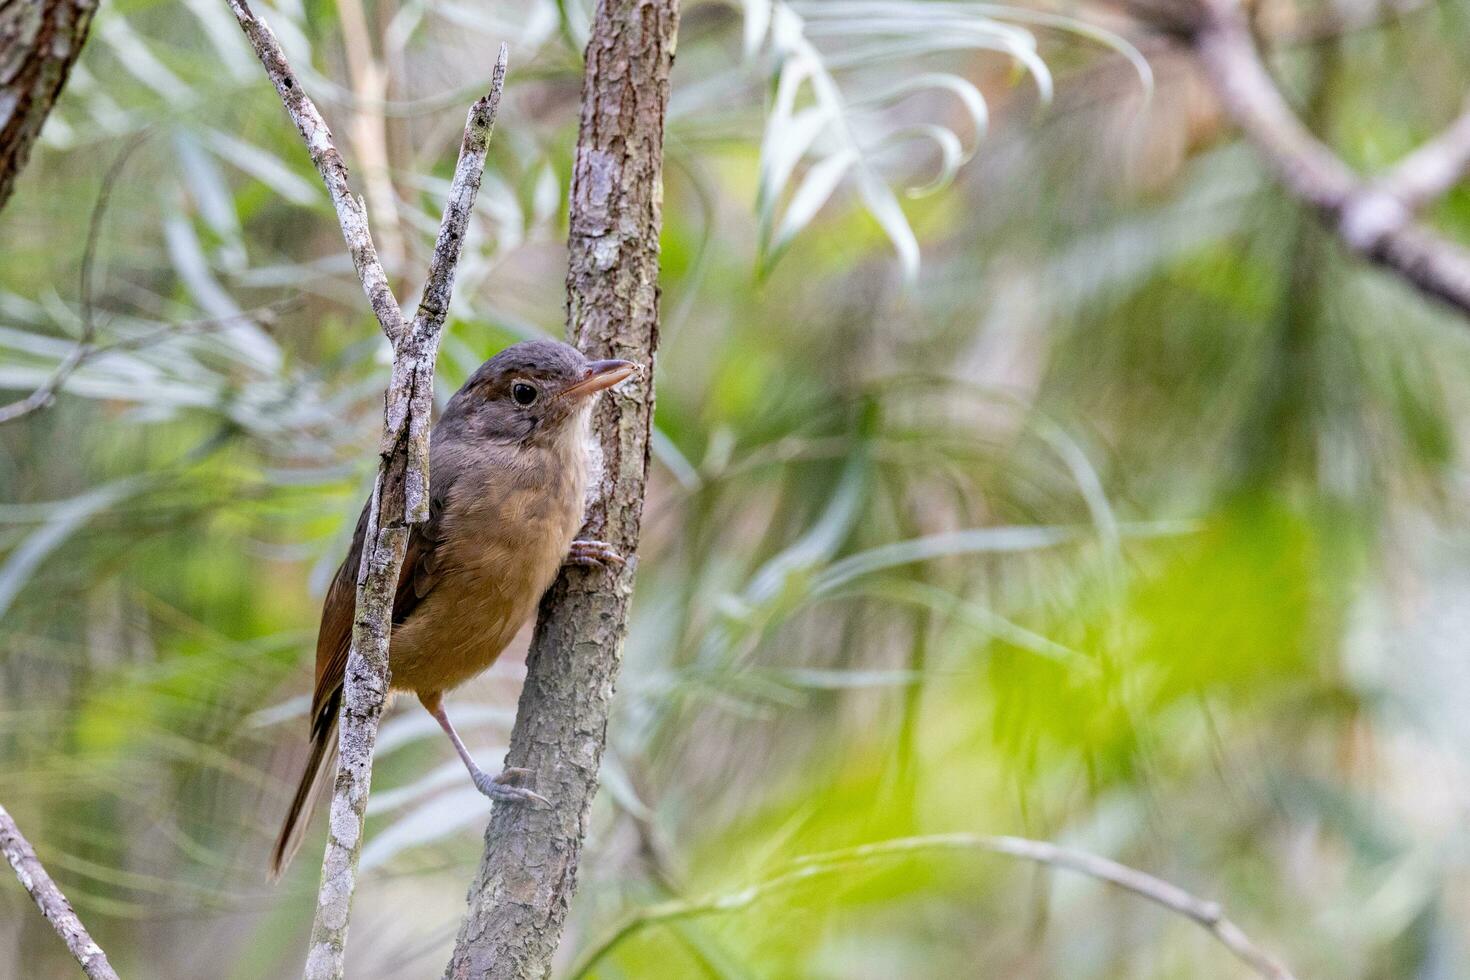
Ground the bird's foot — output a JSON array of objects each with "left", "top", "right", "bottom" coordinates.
[
  {"left": 567, "top": 539, "right": 625, "bottom": 567},
  {"left": 472, "top": 766, "right": 551, "bottom": 808}
]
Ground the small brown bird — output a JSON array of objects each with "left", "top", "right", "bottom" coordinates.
[{"left": 270, "top": 339, "right": 636, "bottom": 877}]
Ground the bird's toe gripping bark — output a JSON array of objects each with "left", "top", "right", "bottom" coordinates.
[
  {"left": 472, "top": 767, "right": 551, "bottom": 808},
  {"left": 567, "top": 539, "right": 625, "bottom": 567}
]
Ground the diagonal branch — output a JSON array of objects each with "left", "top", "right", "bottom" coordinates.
[
  {"left": 568, "top": 834, "right": 1297, "bottom": 980},
  {"left": 0, "top": 0, "right": 98, "bottom": 215},
  {"left": 396, "top": 48, "right": 508, "bottom": 520},
  {"left": 226, "top": 3, "right": 508, "bottom": 977},
  {"left": 1163, "top": 0, "right": 1470, "bottom": 319},
  {"left": 0, "top": 802, "right": 119, "bottom": 980},
  {"left": 444, "top": 1, "right": 679, "bottom": 977},
  {"left": 1378, "top": 97, "right": 1470, "bottom": 210},
  {"left": 225, "top": 0, "right": 406, "bottom": 344}
]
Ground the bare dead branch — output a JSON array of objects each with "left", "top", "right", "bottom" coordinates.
[
  {"left": 568, "top": 834, "right": 1297, "bottom": 980},
  {"left": 0, "top": 341, "right": 95, "bottom": 425},
  {"left": 413, "top": 49, "right": 507, "bottom": 343},
  {"left": 301, "top": 47, "right": 508, "bottom": 980},
  {"left": 1379, "top": 98, "right": 1470, "bottom": 210},
  {"left": 225, "top": 3, "right": 508, "bottom": 977},
  {"left": 1172, "top": 0, "right": 1470, "bottom": 318},
  {"left": 0, "top": 802, "right": 119, "bottom": 980},
  {"left": 0, "top": 301, "right": 300, "bottom": 426},
  {"left": 224, "top": 0, "right": 406, "bottom": 344},
  {"left": 444, "top": 1, "right": 679, "bottom": 976}
]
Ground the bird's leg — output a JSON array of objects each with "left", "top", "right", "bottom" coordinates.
[
  {"left": 566, "top": 538, "right": 625, "bottom": 567},
  {"left": 420, "top": 693, "right": 550, "bottom": 808}
]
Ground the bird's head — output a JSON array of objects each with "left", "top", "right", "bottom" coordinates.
[{"left": 444, "top": 338, "right": 639, "bottom": 446}]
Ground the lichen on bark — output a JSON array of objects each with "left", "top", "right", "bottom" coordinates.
[{"left": 444, "top": 1, "right": 679, "bottom": 977}]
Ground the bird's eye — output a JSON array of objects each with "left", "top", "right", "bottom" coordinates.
[{"left": 511, "top": 382, "right": 538, "bottom": 406}]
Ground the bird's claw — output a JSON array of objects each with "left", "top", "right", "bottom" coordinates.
[
  {"left": 567, "top": 539, "right": 625, "bottom": 567},
  {"left": 472, "top": 767, "right": 551, "bottom": 808}
]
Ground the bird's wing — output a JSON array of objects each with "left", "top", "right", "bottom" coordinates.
[{"left": 310, "top": 488, "right": 451, "bottom": 733}]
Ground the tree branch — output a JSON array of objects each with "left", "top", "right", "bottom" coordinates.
[
  {"left": 1167, "top": 0, "right": 1470, "bottom": 318},
  {"left": 444, "top": 1, "right": 679, "bottom": 977},
  {"left": 226, "top": 3, "right": 508, "bottom": 977},
  {"left": 1379, "top": 97, "right": 1470, "bottom": 210},
  {"left": 224, "top": 0, "right": 406, "bottom": 344},
  {"left": 0, "top": 0, "right": 98, "bottom": 214},
  {"left": 0, "top": 802, "right": 119, "bottom": 980},
  {"left": 568, "top": 834, "right": 1297, "bottom": 980},
  {"left": 0, "top": 135, "right": 145, "bottom": 425}
]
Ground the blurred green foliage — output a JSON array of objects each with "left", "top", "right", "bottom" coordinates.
[{"left": 4, "top": 0, "right": 1470, "bottom": 977}]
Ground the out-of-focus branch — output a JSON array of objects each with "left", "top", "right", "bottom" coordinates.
[
  {"left": 336, "top": 0, "right": 406, "bottom": 273},
  {"left": 568, "top": 834, "right": 1297, "bottom": 980},
  {"left": 0, "top": 300, "right": 300, "bottom": 425},
  {"left": 1146, "top": 0, "right": 1470, "bottom": 318},
  {"left": 1379, "top": 97, "right": 1470, "bottom": 210},
  {"left": 0, "top": 135, "right": 146, "bottom": 425},
  {"left": 0, "top": 802, "right": 119, "bottom": 980},
  {"left": 0, "top": 337, "right": 94, "bottom": 425},
  {"left": 444, "top": 1, "right": 678, "bottom": 977},
  {"left": 225, "top": 2, "right": 507, "bottom": 976}
]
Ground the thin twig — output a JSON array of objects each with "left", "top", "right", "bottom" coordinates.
[
  {"left": 336, "top": 0, "right": 406, "bottom": 272},
  {"left": 0, "top": 137, "right": 146, "bottom": 425},
  {"left": 1160, "top": 0, "right": 1470, "bottom": 319},
  {"left": 91, "top": 299, "right": 301, "bottom": 356},
  {"left": 0, "top": 342, "right": 97, "bottom": 425},
  {"left": 568, "top": 833, "right": 1297, "bottom": 980},
  {"left": 224, "top": 0, "right": 406, "bottom": 344},
  {"left": 0, "top": 802, "right": 120, "bottom": 980},
  {"left": 1378, "top": 97, "right": 1470, "bottom": 210},
  {"left": 0, "top": 300, "right": 299, "bottom": 427},
  {"left": 412, "top": 50, "right": 507, "bottom": 342}
]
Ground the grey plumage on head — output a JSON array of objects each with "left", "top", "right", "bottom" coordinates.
[
  {"left": 441, "top": 339, "right": 594, "bottom": 445},
  {"left": 464, "top": 339, "right": 590, "bottom": 391}
]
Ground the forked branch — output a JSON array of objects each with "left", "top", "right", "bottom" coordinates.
[
  {"left": 225, "top": 2, "right": 508, "bottom": 977},
  {"left": 1147, "top": 0, "right": 1470, "bottom": 318}
]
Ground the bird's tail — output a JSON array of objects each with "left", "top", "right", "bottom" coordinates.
[{"left": 269, "top": 688, "right": 340, "bottom": 881}]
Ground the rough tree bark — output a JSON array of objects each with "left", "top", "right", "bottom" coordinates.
[
  {"left": 444, "top": 1, "right": 678, "bottom": 977},
  {"left": 225, "top": 2, "right": 508, "bottom": 977},
  {"left": 0, "top": 0, "right": 97, "bottom": 214},
  {"left": 0, "top": 802, "right": 118, "bottom": 980}
]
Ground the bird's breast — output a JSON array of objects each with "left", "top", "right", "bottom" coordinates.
[{"left": 387, "top": 443, "right": 588, "bottom": 695}]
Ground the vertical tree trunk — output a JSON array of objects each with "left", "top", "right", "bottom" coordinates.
[
  {"left": 444, "top": 0, "right": 678, "bottom": 977},
  {"left": 0, "top": 0, "right": 97, "bottom": 213}
]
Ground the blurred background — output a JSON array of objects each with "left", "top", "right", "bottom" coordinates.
[{"left": 3, "top": 0, "right": 1470, "bottom": 976}]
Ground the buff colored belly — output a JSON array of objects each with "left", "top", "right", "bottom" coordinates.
[{"left": 387, "top": 487, "right": 581, "bottom": 696}]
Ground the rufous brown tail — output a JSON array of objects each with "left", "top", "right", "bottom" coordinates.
[{"left": 269, "top": 688, "right": 340, "bottom": 880}]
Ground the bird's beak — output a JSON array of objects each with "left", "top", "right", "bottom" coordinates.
[{"left": 562, "top": 359, "right": 639, "bottom": 399}]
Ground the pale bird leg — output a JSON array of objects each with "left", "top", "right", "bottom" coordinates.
[
  {"left": 424, "top": 695, "right": 550, "bottom": 807},
  {"left": 567, "top": 539, "right": 624, "bottom": 567}
]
